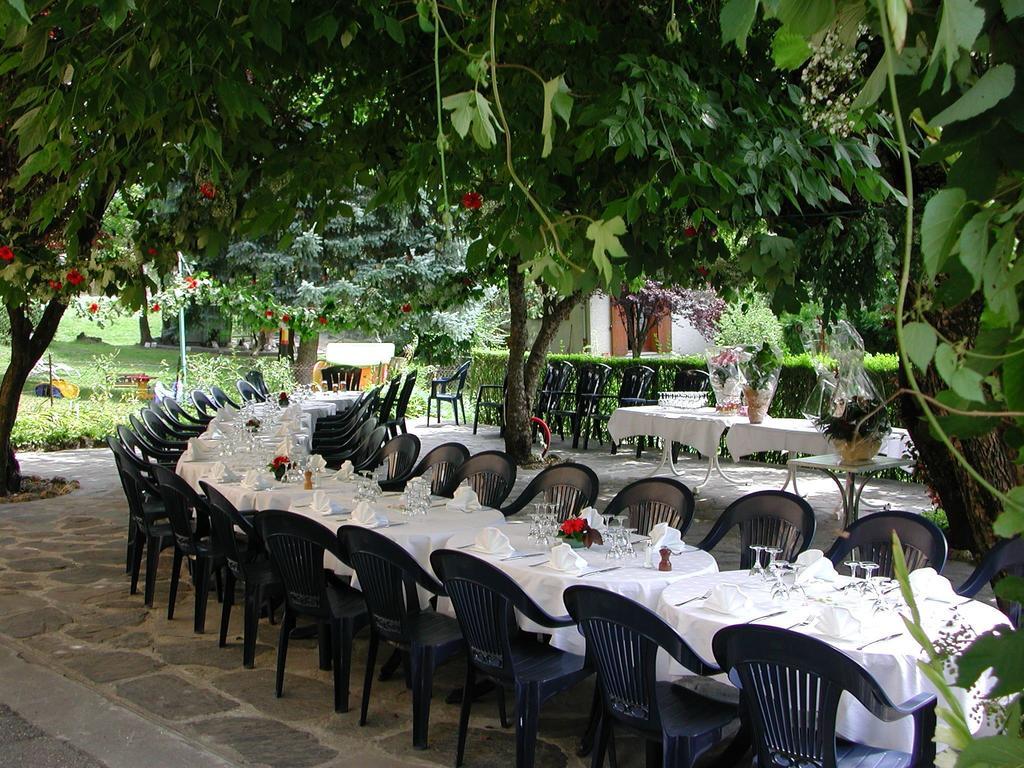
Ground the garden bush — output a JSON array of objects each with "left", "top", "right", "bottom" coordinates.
[{"left": 13, "top": 398, "right": 138, "bottom": 451}]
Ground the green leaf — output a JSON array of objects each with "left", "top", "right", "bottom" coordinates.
[
  {"left": 771, "top": 27, "right": 812, "bottom": 69},
  {"left": 956, "top": 626, "right": 1024, "bottom": 695},
  {"left": 995, "top": 486, "right": 1024, "bottom": 538},
  {"left": 540, "top": 75, "right": 573, "bottom": 158},
  {"left": 585, "top": 216, "right": 628, "bottom": 284},
  {"left": 958, "top": 209, "right": 994, "bottom": 290},
  {"left": 775, "top": 0, "right": 835, "bottom": 36},
  {"left": 720, "top": 0, "right": 759, "bottom": 52},
  {"left": 441, "top": 90, "right": 501, "bottom": 149},
  {"left": 950, "top": 367, "right": 986, "bottom": 402},
  {"left": 929, "top": 0, "right": 985, "bottom": 91},
  {"left": 1004, "top": 0, "right": 1024, "bottom": 19},
  {"left": 934, "top": 342, "right": 958, "bottom": 383},
  {"left": 931, "top": 64, "right": 1016, "bottom": 126},
  {"left": 956, "top": 735, "right": 1024, "bottom": 768},
  {"left": 5, "top": 0, "right": 29, "bottom": 22},
  {"left": 921, "top": 188, "right": 967, "bottom": 277},
  {"left": 994, "top": 574, "right": 1024, "bottom": 605},
  {"left": 384, "top": 16, "right": 404, "bottom": 45},
  {"left": 903, "top": 322, "right": 937, "bottom": 371},
  {"left": 886, "top": 0, "right": 907, "bottom": 51}
]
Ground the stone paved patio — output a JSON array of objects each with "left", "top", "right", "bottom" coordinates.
[{"left": 0, "top": 417, "right": 968, "bottom": 767}]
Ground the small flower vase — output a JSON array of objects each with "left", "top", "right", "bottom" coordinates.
[
  {"left": 272, "top": 464, "right": 288, "bottom": 481},
  {"left": 560, "top": 535, "right": 587, "bottom": 549},
  {"left": 279, "top": 395, "right": 290, "bottom": 408},
  {"left": 834, "top": 436, "right": 884, "bottom": 464}
]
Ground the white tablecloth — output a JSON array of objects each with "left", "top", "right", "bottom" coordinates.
[
  {"left": 309, "top": 391, "right": 362, "bottom": 412},
  {"left": 657, "top": 570, "right": 1006, "bottom": 751},
  {"left": 443, "top": 526, "right": 718, "bottom": 658},
  {"left": 727, "top": 418, "right": 912, "bottom": 461},
  {"left": 607, "top": 406, "right": 739, "bottom": 456}
]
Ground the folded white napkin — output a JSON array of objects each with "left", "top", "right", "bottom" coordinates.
[
  {"left": 216, "top": 406, "right": 238, "bottom": 421},
  {"left": 273, "top": 421, "right": 295, "bottom": 437},
  {"left": 474, "top": 527, "right": 514, "bottom": 556},
  {"left": 648, "top": 522, "right": 683, "bottom": 550},
  {"left": 703, "top": 583, "right": 753, "bottom": 615},
  {"left": 908, "top": 567, "right": 957, "bottom": 602},
  {"left": 275, "top": 438, "right": 294, "bottom": 458},
  {"left": 283, "top": 405, "right": 302, "bottom": 420},
  {"left": 796, "top": 549, "right": 824, "bottom": 567},
  {"left": 188, "top": 438, "right": 220, "bottom": 461},
  {"left": 548, "top": 542, "right": 587, "bottom": 573},
  {"left": 293, "top": 490, "right": 343, "bottom": 516},
  {"left": 579, "top": 507, "right": 605, "bottom": 531},
  {"left": 795, "top": 556, "right": 838, "bottom": 585},
  {"left": 333, "top": 461, "right": 355, "bottom": 481},
  {"left": 240, "top": 469, "right": 274, "bottom": 490},
  {"left": 448, "top": 484, "right": 481, "bottom": 513},
  {"left": 352, "top": 501, "right": 386, "bottom": 527},
  {"left": 814, "top": 606, "right": 862, "bottom": 639},
  {"left": 307, "top": 454, "right": 327, "bottom": 473},
  {"left": 203, "top": 461, "right": 238, "bottom": 483}
]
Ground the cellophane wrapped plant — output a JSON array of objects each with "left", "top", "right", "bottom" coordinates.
[
  {"left": 739, "top": 342, "right": 783, "bottom": 424},
  {"left": 705, "top": 346, "right": 745, "bottom": 412}
]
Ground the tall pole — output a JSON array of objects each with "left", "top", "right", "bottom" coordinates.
[{"left": 177, "top": 252, "right": 188, "bottom": 394}]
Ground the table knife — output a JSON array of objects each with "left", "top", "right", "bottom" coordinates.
[
  {"left": 856, "top": 633, "right": 902, "bottom": 650},
  {"left": 746, "top": 610, "right": 788, "bottom": 624},
  {"left": 578, "top": 566, "right": 622, "bottom": 578}
]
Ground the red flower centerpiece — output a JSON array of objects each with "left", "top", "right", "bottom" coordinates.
[
  {"left": 88, "top": 302, "right": 99, "bottom": 314},
  {"left": 556, "top": 515, "right": 600, "bottom": 549},
  {"left": 268, "top": 455, "right": 291, "bottom": 481},
  {"left": 278, "top": 391, "right": 290, "bottom": 407},
  {"left": 66, "top": 268, "right": 85, "bottom": 286},
  {"left": 48, "top": 279, "right": 62, "bottom": 291},
  {"left": 245, "top": 417, "right": 262, "bottom": 433},
  {"left": 461, "top": 191, "right": 483, "bottom": 210}
]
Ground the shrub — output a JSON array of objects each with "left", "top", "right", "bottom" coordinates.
[
  {"left": 715, "top": 291, "right": 785, "bottom": 350},
  {"left": 12, "top": 398, "right": 137, "bottom": 451}
]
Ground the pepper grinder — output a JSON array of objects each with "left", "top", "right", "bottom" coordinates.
[
  {"left": 658, "top": 547, "right": 673, "bottom": 572},
  {"left": 303, "top": 470, "right": 314, "bottom": 490}
]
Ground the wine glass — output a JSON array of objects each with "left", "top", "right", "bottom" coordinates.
[
  {"left": 748, "top": 546, "right": 765, "bottom": 577},
  {"left": 763, "top": 547, "right": 782, "bottom": 581}
]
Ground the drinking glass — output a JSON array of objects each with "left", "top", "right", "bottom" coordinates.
[
  {"left": 605, "top": 517, "right": 623, "bottom": 560},
  {"left": 844, "top": 560, "right": 862, "bottom": 581},
  {"left": 748, "top": 546, "right": 765, "bottom": 577},
  {"left": 762, "top": 547, "right": 782, "bottom": 581}
]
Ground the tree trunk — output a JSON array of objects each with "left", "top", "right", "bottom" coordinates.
[
  {"left": 138, "top": 310, "right": 153, "bottom": 345},
  {"left": 502, "top": 254, "right": 587, "bottom": 465},
  {"left": 292, "top": 331, "right": 320, "bottom": 386},
  {"left": 0, "top": 299, "right": 68, "bottom": 495},
  {"left": 899, "top": 296, "right": 1023, "bottom": 554}
]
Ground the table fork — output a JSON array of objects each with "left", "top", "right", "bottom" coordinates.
[{"left": 674, "top": 590, "right": 711, "bottom": 607}]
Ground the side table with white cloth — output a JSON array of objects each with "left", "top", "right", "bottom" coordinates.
[
  {"left": 442, "top": 525, "right": 718, "bottom": 661},
  {"left": 656, "top": 568, "right": 1006, "bottom": 752},
  {"left": 784, "top": 453, "right": 916, "bottom": 527},
  {"left": 607, "top": 405, "right": 744, "bottom": 488},
  {"left": 309, "top": 390, "right": 362, "bottom": 412}
]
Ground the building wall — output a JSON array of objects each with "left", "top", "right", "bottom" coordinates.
[
  {"left": 671, "top": 314, "right": 710, "bottom": 355},
  {"left": 589, "top": 293, "right": 611, "bottom": 355}
]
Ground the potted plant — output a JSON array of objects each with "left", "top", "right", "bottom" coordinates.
[
  {"left": 278, "top": 391, "right": 290, "bottom": 407},
  {"left": 704, "top": 346, "right": 744, "bottom": 413},
  {"left": 739, "top": 342, "right": 783, "bottom": 424},
  {"left": 815, "top": 396, "right": 891, "bottom": 464},
  {"left": 268, "top": 454, "right": 292, "bottom": 481},
  {"left": 556, "top": 516, "right": 602, "bottom": 548}
]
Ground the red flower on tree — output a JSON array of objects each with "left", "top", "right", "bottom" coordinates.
[
  {"left": 461, "top": 192, "right": 483, "bottom": 210},
  {"left": 48, "top": 279, "right": 62, "bottom": 291},
  {"left": 199, "top": 181, "right": 217, "bottom": 200},
  {"left": 318, "top": 315, "right": 328, "bottom": 325},
  {"left": 281, "top": 314, "right": 291, "bottom": 323},
  {"left": 146, "top": 247, "right": 157, "bottom": 256},
  {"left": 0, "top": 246, "right": 14, "bottom": 262},
  {"left": 264, "top": 309, "right": 274, "bottom": 319},
  {"left": 66, "top": 269, "right": 85, "bottom": 286},
  {"left": 696, "top": 266, "right": 709, "bottom": 278},
  {"left": 151, "top": 303, "right": 161, "bottom": 312},
  {"left": 684, "top": 226, "right": 698, "bottom": 238},
  {"left": 88, "top": 302, "right": 99, "bottom": 314},
  {"left": 400, "top": 302, "right": 412, "bottom": 313}
]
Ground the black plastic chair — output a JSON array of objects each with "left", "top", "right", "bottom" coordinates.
[
  {"left": 392, "top": 442, "right": 470, "bottom": 495},
  {"left": 245, "top": 370, "right": 270, "bottom": 397},
  {"left": 162, "top": 396, "right": 210, "bottom": 426},
  {"left": 237, "top": 379, "right": 266, "bottom": 403},
  {"left": 376, "top": 375, "right": 402, "bottom": 426},
  {"left": 500, "top": 462, "right": 599, "bottom": 521},
  {"left": 131, "top": 411, "right": 187, "bottom": 452},
  {"left": 315, "top": 416, "right": 378, "bottom": 454},
  {"left": 826, "top": 511, "right": 948, "bottom": 579},
  {"left": 142, "top": 407, "right": 195, "bottom": 442},
  {"left": 427, "top": 360, "right": 471, "bottom": 426},
  {"left": 564, "top": 586, "right": 738, "bottom": 768},
  {"left": 534, "top": 361, "right": 574, "bottom": 426},
  {"left": 118, "top": 423, "right": 181, "bottom": 467},
  {"left": 440, "top": 450, "right": 517, "bottom": 509},
  {"left": 148, "top": 401, "right": 205, "bottom": 436},
  {"left": 192, "top": 390, "right": 219, "bottom": 418},
  {"left": 338, "top": 527, "right": 463, "bottom": 749},
  {"left": 957, "top": 536, "right": 1024, "bottom": 627},
  {"left": 376, "top": 434, "right": 421, "bottom": 491},
  {"left": 599, "top": 365, "right": 655, "bottom": 454},
  {"left": 473, "top": 373, "right": 508, "bottom": 435},
  {"left": 109, "top": 438, "right": 175, "bottom": 605},
  {"left": 256, "top": 511, "right": 369, "bottom": 713},
  {"left": 200, "top": 482, "right": 282, "bottom": 668},
  {"left": 431, "top": 549, "right": 592, "bottom": 768},
  {"left": 314, "top": 397, "right": 376, "bottom": 440},
  {"left": 352, "top": 425, "right": 390, "bottom": 474},
  {"left": 210, "top": 385, "right": 241, "bottom": 410},
  {"left": 152, "top": 465, "right": 223, "bottom": 633},
  {"left": 322, "top": 365, "right": 362, "bottom": 392},
  {"left": 603, "top": 478, "right": 696, "bottom": 537},
  {"left": 387, "top": 370, "right": 418, "bottom": 437},
  {"left": 713, "top": 625, "right": 937, "bottom": 768},
  {"left": 549, "top": 362, "right": 613, "bottom": 449},
  {"left": 697, "top": 490, "right": 815, "bottom": 569}
]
